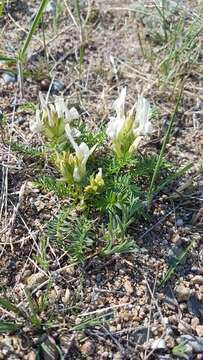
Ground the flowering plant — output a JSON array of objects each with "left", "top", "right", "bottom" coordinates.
[
  {"left": 106, "top": 87, "right": 153, "bottom": 157},
  {"left": 30, "top": 94, "right": 79, "bottom": 144}
]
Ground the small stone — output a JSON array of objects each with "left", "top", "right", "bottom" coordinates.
[
  {"left": 166, "top": 335, "right": 175, "bottom": 348},
  {"left": 2, "top": 72, "right": 17, "bottom": 83},
  {"left": 196, "top": 325, "right": 203, "bottom": 337},
  {"left": 176, "top": 218, "right": 184, "bottom": 227},
  {"left": 191, "top": 275, "right": 203, "bottom": 285},
  {"left": 151, "top": 339, "right": 167, "bottom": 350},
  {"left": 26, "top": 351, "right": 36, "bottom": 360},
  {"left": 177, "top": 335, "right": 203, "bottom": 353},
  {"left": 26, "top": 272, "right": 47, "bottom": 288},
  {"left": 178, "top": 320, "right": 193, "bottom": 334},
  {"left": 113, "top": 353, "right": 122, "bottom": 360},
  {"left": 187, "top": 295, "right": 203, "bottom": 318},
  {"left": 80, "top": 340, "right": 95, "bottom": 355},
  {"left": 175, "top": 285, "right": 191, "bottom": 302},
  {"left": 40, "top": 78, "right": 51, "bottom": 91},
  {"left": 123, "top": 280, "right": 134, "bottom": 295},
  {"left": 132, "top": 327, "right": 151, "bottom": 345},
  {"left": 51, "top": 79, "right": 64, "bottom": 93},
  {"left": 191, "top": 317, "right": 200, "bottom": 331}
]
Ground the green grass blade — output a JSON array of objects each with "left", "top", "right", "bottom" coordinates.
[
  {"left": 0, "top": 321, "right": 21, "bottom": 333},
  {"left": 0, "top": 0, "right": 6, "bottom": 17},
  {"left": 0, "top": 54, "right": 17, "bottom": 63},
  {"left": 154, "top": 163, "right": 193, "bottom": 196},
  {"left": 160, "top": 237, "right": 197, "bottom": 288},
  {"left": 0, "top": 297, "right": 27, "bottom": 319},
  {"left": 147, "top": 81, "right": 184, "bottom": 208},
  {"left": 18, "top": 0, "right": 49, "bottom": 63}
]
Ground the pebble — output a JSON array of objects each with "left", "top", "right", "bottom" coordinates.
[
  {"left": 196, "top": 325, "right": 203, "bottom": 337},
  {"left": 26, "top": 272, "right": 47, "bottom": 288},
  {"left": 191, "top": 317, "right": 200, "bottom": 331},
  {"left": 40, "top": 78, "right": 51, "bottom": 91},
  {"left": 132, "top": 327, "right": 150, "bottom": 345},
  {"left": 178, "top": 320, "right": 193, "bottom": 334},
  {"left": 187, "top": 295, "right": 203, "bottom": 318},
  {"left": 176, "top": 218, "right": 184, "bottom": 227},
  {"left": 166, "top": 335, "right": 175, "bottom": 349},
  {"left": 191, "top": 275, "right": 203, "bottom": 285},
  {"left": 175, "top": 285, "right": 191, "bottom": 302},
  {"left": 2, "top": 72, "right": 17, "bottom": 83},
  {"left": 51, "top": 79, "right": 64, "bottom": 92},
  {"left": 123, "top": 279, "right": 134, "bottom": 295},
  {"left": 151, "top": 339, "right": 167, "bottom": 350},
  {"left": 80, "top": 340, "right": 95, "bottom": 355}
]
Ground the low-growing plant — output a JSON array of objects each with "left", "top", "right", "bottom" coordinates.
[{"left": 29, "top": 88, "right": 189, "bottom": 261}]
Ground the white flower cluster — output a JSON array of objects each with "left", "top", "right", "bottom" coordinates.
[
  {"left": 106, "top": 87, "right": 153, "bottom": 157},
  {"left": 30, "top": 89, "right": 153, "bottom": 185}
]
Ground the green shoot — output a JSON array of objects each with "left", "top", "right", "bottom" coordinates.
[
  {"left": 147, "top": 81, "right": 184, "bottom": 208},
  {"left": 18, "top": 0, "right": 49, "bottom": 63},
  {"left": 0, "top": 322, "right": 21, "bottom": 334},
  {"left": 0, "top": 0, "right": 6, "bottom": 17},
  {"left": 172, "top": 342, "right": 189, "bottom": 359},
  {"left": 160, "top": 237, "right": 198, "bottom": 288}
]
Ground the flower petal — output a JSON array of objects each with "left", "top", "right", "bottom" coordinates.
[
  {"left": 65, "top": 124, "right": 80, "bottom": 154},
  {"left": 55, "top": 96, "right": 66, "bottom": 118},
  {"left": 73, "top": 166, "right": 81, "bottom": 182},
  {"left": 136, "top": 95, "right": 151, "bottom": 135},
  {"left": 129, "top": 136, "right": 142, "bottom": 153},
  {"left": 106, "top": 116, "right": 126, "bottom": 140},
  {"left": 68, "top": 107, "right": 79, "bottom": 121},
  {"left": 30, "top": 108, "right": 42, "bottom": 133},
  {"left": 113, "top": 87, "right": 126, "bottom": 118}
]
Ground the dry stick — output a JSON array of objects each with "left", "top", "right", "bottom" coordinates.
[
  {"left": 78, "top": 302, "right": 133, "bottom": 318},
  {"left": 143, "top": 276, "right": 167, "bottom": 360},
  {"left": 144, "top": 275, "right": 157, "bottom": 359},
  {"left": 0, "top": 94, "right": 17, "bottom": 255},
  {"left": 7, "top": 13, "right": 43, "bottom": 46},
  {"left": 101, "top": 325, "right": 126, "bottom": 354}
]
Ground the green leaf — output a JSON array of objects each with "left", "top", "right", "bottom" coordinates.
[
  {"left": 0, "top": 321, "right": 21, "bottom": 333},
  {"left": 18, "top": 0, "right": 49, "bottom": 63},
  {"left": 0, "top": 297, "right": 27, "bottom": 319},
  {"left": 0, "top": 54, "right": 16, "bottom": 63}
]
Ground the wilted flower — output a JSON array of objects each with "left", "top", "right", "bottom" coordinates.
[
  {"left": 65, "top": 124, "right": 97, "bottom": 182},
  {"left": 30, "top": 94, "right": 79, "bottom": 144},
  {"left": 84, "top": 168, "right": 104, "bottom": 194},
  {"left": 106, "top": 88, "right": 153, "bottom": 157}
]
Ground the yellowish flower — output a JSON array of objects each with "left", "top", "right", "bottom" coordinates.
[{"left": 84, "top": 168, "right": 104, "bottom": 194}]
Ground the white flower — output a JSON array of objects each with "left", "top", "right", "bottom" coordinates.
[
  {"left": 113, "top": 87, "right": 126, "bottom": 118},
  {"left": 106, "top": 87, "right": 127, "bottom": 140},
  {"left": 30, "top": 108, "right": 42, "bottom": 133},
  {"left": 30, "top": 93, "right": 80, "bottom": 143},
  {"left": 133, "top": 95, "right": 153, "bottom": 137},
  {"left": 65, "top": 124, "right": 97, "bottom": 182},
  {"left": 106, "top": 88, "right": 153, "bottom": 157}
]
